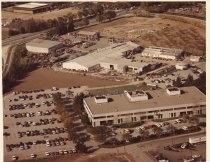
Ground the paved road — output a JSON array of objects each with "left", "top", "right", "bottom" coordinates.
[
  {"left": 2, "top": 28, "right": 54, "bottom": 46},
  {"left": 94, "top": 131, "right": 205, "bottom": 162},
  {"left": 2, "top": 45, "right": 17, "bottom": 79}
]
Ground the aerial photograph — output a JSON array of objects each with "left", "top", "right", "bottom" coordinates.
[{"left": 1, "top": 1, "right": 206, "bottom": 162}]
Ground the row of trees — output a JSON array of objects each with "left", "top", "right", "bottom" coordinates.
[
  {"left": 9, "top": 15, "right": 75, "bottom": 36},
  {"left": 53, "top": 92, "right": 88, "bottom": 153},
  {"left": 3, "top": 45, "right": 36, "bottom": 93},
  {"left": 173, "top": 72, "right": 206, "bottom": 94}
]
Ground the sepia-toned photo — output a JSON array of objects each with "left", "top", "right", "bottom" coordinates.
[{"left": 2, "top": 2, "right": 206, "bottom": 162}]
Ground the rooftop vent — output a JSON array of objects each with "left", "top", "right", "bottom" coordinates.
[
  {"left": 166, "top": 87, "right": 181, "bottom": 96},
  {"left": 124, "top": 90, "right": 148, "bottom": 102},
  {"left": 94, "top": 95, "right": 108, "bottom": 104}
]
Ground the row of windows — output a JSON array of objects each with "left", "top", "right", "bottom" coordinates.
[{"left": 92, "top": 105, "right": 205, "bottom": 119}]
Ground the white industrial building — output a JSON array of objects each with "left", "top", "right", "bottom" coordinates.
[
  {"left": 83, "top": 86, "right": 206, "bottom": 127},
  {"left": 190, "top": 55, "right": 201, "bottom": 62},
  {"left": 26, "top": 39, "right": 63, "bottom": 54},
  {"left": 13, "top": 3, "right": 49, "bottom": 14},
  {"left": 62, "top": 41, "right": 149, "bottom": 73},
  {"left": 141, "top": 46, "right": 183, "bottom": 60},
  {"left": 175, "top": 62, "right": 188, "bottom": 70}
]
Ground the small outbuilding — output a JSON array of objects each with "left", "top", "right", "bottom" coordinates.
[
  {"left": 190, "top": 55, "right": 201, "bottom": 62},
  {"left": 175, "top": 62, "right": 188, "bottom": 70}
]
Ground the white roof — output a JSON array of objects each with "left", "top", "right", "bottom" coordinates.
[
  {"left": 26, "top": 39, "right": 62, "bottom": 49},
  {"left": 144, "top": 46, "right": 183, "bottom": 56},
  {"left": 63, "top": 41, "right": 140, "bottom": 68},
  {"left": 15, "top": 3, "right": 48, "bottom": 9},
  {"left": 78, "top": 31, "right": 99, "bottom": 36},
  {"left": 101, "top": 57, "right": 148, "bottom": 69}
]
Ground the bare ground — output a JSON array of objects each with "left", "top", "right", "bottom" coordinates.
[
  {"left": 84, "top": 17, "right": 205, "bottom": 55},
  {"left": 2, "top": 7, "right": 79, "bottom": 21},
  {"left": 9, "top": 68, "right": 126, "bottom": 92}
]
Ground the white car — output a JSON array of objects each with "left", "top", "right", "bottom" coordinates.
[
  {"left": 12, "top": 156, "right": 17, "bottom": 161},
  {"left": 72, "top": 149, "right": 77, "bottom": 153},
  {"left": 45, "top": 152, "right": 50, "bottom": 156},
  {"left": 63, "top": 150, "right": 68, "bottom": 154},
  {"left": 181, "top": 143, "right": 188, "bottom": 149},
  {"left": 30, "top": 154, "right": 36, "bottom": 158},
  {"left": 182, "top": 126, "right": 188, "bottom": 131}
]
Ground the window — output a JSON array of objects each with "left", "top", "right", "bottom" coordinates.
[
  {"left": 107, "top": 115, "right": 114, "bottom": 118},
  {"left": 119, "top": 113, "right": 133, "bottom": 117},
  {"left": 171, "top": 113, "right": 176, "bottom": 117},
  {"left": 174, "top": 107, "right": 186, "bottom": 110},
  {"left": 200, "top": 105, "right": 206, "bottom": 108},
  {"left": 187, "top": 111, "right": 193, "bottom": 115},
  {"left": 161, "top": 108, "right": 173, "bottom": 112},
  {"left": 148, "top": 110, "right": 157, "bottom": 113},
  {"left": 148, "top": 115, "right": 154, "bottom": 119},
  {"left": 187, "top": 106, "right": 199, "bottom": 109},
  {"left": 94, "top": 116, "right": 106, "bottom": 119},
  {"left": 134, "top": 112, "right": 146, "bottom": 115},
  {"left": 197, "top": 110, "right": 202, "bottom": 115},
  {"left": 141, "top": 116, "right": 147, "bottom": 120},
  {"left": 132, "top": 117, "right": 136, "bottom": 122}
]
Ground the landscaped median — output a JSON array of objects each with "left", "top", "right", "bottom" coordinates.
[{"left": 88, "top": 82, "right": 158, "bottom": 96}]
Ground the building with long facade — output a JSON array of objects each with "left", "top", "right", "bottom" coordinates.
[
  {"left": 62, "top": 41, "right": 149, "bottom": 73},
  {"left": 83, "top": 86, "right": 205, "bottom": 127},
  {"left": 141, "top": 46, "right": 183, "bottom": 60}
]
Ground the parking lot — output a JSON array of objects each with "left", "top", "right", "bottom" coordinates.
[
  {"left": 3, "top": 87, "right": 81, "bottom": 161},
  {"left": 111, "top": 118, "right": 201, "bottom": 142}
]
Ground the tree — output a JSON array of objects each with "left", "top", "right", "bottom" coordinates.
[
  {"left": 96, "top": 14, "right": 104, "bottom": 23},
  {"left": 152, "top": 126, "right": 163, "bottom": 137},
  {"left": 104, "top": 10, "right": 116, "bottom": 21},
  {"left": 66, "top": 16, "right": 74, "bottom": 32},
  {"left": 184, "top": 74, "right": 194, "bottom": 86},
  {"left": 173, "top": 76, "right": 182, "bottom": 87},
  {"left": 77, "top": 11, "right": 84, "bottom": 19},
  {"left": 194, "top": 72, "right": 206, "bottom": 94},
  {"left": 75, "top": 141, "right": 88, "bottom": 153},
  {"left": 94, "top": 3, "right": 104, "bottom": 15},
  {"left": 140, "top": 130, "right": 150, "bottom": 140}
]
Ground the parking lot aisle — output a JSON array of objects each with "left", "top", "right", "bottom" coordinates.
[{"left": 3, "top": 87, "right": 80, "bottom": 161}]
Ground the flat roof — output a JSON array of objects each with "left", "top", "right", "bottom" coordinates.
[
  {"left": 14, "top": 3, "right": 48, "bottom": 9},
  {"left": 78, "top": 31, "right": 99, "bottom": 36},
  {"left": 84, "top": 86, "right": 205, "bottom": 115},
  {"left": 63, "top": 41, "right": 140, "bottom": 68},
  {"left": 101, "top": 57, "right": 148, "bottom": 68},
  {"left": 26, "top": 39, "right": 62, "bottom": 49},
  {"left": 144, "top": 46, "right": 183, "bottom": 56}
]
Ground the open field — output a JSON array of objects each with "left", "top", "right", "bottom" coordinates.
[
  {"left": 84, "top": 16, "right": 205, "bottom": 55},
  {"left": 8, "top": 68, "right": 126, "bottom": 92},
  {"left": 2, "top": 7, "right": 79, "bottom": 21}
]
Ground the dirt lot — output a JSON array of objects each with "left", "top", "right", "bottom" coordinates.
[
  {"left": 85, "top": 16, "right": 205, "bottom": 55},
  {"left": 10, "top": 68, "right": 126, "bottom": 92},
  {"left": 2, "top": 7, "right": 79, "bottom": 21}
]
